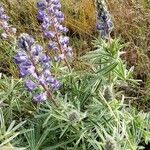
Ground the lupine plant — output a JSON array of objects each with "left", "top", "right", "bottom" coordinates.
[
  {"left": 14, "top": 0, "right": 73, "bottom": 106},
  {"left": 14, "top": 33, "right": 60, "bottom": 106},
  {"left": 0, "top": 1, "right": 150, "bottom": 150},
  {"left": 37, "top": 0, "right": 72, "bottom": 69},
  {"left": 0, "top": 6, "right": 16, "bottom": 39},
  {"left": 95, "top": 0, "right": 113, "bottom": 39},
  {"left": 0, "top": 108, "right": 26, "bottom": 149}
]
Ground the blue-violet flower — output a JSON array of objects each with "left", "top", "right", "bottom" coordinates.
[
  {"left": 37, "top": 0, "right": 73, "bottom": 62},
  {"left": 95, "top": 0, "right": 113, "bottom": 39},
  {"left": 14, "top": 33, "right": 60, "bottom": 103},
  {"left": 0, "top": 6, "right": 16, "bottom": 39}
]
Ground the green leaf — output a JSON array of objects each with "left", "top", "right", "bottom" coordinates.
[{"left": 96, "top": 62, "right": 118, "bottom": 75}]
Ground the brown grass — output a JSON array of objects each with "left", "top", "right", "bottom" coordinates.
[
  {"left": 61, "top": 0, "right": 96, "bottom": 36},
  {"left": 1, "top": 0, "right": 150, "bottom": 73}
]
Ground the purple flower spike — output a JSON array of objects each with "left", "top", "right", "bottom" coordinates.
[
  {"left": 37, "top": 0, "right": 73, "bottom": 62},
  {"left": 95, "top": 1, "right": 113, "bottom": 39},
  {"left": 15, "top": 33, "right": 60, "bottom": 104},
  {"left": 0, "top": 6, "right": 16, "bottom": 39}
]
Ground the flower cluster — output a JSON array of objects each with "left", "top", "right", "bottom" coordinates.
[
  {"left": 14, "top": 33, "right": 60, "bottom": 103},
  {"left": 95, "top": 0, "right": 113, "bottom": 39},
  {"left": 0, "top": 6, "right": 16, "bottom": 39},
  {"left": 37, "top": 0, "right": 72, "bottom": 62}
]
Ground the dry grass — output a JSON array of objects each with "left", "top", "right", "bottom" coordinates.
[
  {"left": 1, "top": 0, "right": 39, "bottom": 37},
  {"left": 105, "top": 1, "right": 150, "bottom": 91},
  {"left": 61, "top": 0, "right": 96, "bottom": 36},
  {"left": 1, "top": 0, "right": 150, "bottom": 74}
]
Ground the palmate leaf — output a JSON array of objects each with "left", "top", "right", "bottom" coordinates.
[
  {"left": 25, "top": 118, "right": 64, "bottom": 150},
  {"left": 0, "top": 108, "right": 26, "bottom": 147},
  {"left": 35, "top": 126, "right": 54, "bottom": 150},
  {"left": 25, "top": 126, "right": 53, "bottom": 150}
]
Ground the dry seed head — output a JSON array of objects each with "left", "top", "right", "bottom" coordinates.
[
  {"left": 103, "top": 86, "right": 114, "bottom": 101},
  {"left": 68, "top": 111, "right": 79, "bottom": 123},
  {"left": 104, "top": 136, "right": 117, "bottom": 150}
]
